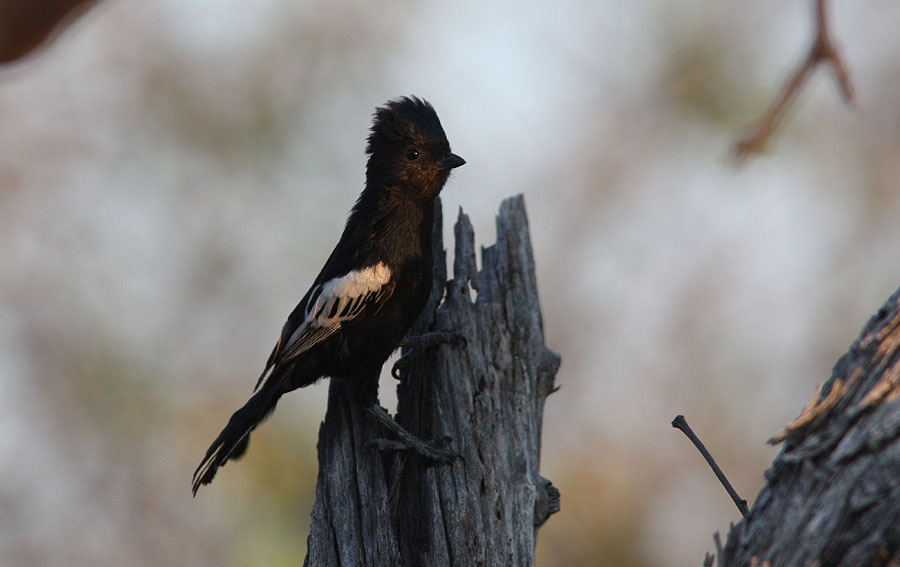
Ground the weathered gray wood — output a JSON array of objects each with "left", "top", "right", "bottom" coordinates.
[
  {"left": 305, "top": 195, "right": 560, "bottom": 567},
  {"left": 720, "top": 287, "right": 900, "bottom": 567}
]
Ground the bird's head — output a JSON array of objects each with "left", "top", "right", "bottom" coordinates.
[{"left": 365, "top": 96, "right": 465, "bottom": 200}]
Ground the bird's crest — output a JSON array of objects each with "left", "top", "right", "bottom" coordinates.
[{"left": 367, "top": 96, "right": 447, "bottom": 152}]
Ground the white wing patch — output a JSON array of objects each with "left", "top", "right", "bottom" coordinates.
[{"left": 285, "top": 262, "right": 392, "bottom": 350}]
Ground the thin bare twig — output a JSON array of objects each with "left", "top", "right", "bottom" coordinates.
[
  {"left": 732, "top": 0, "right": 854, "bottom": 163},
  {"left": 672, "top": 414, "right": 749, "bottom": 518}
]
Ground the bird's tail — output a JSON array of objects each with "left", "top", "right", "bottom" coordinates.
[{"left": 192, "top": 383, "right": 281, "bottom": 495}]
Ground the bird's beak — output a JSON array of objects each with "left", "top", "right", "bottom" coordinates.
[{"left": 441, "top": 153, "right": 466, "bottom": 170}]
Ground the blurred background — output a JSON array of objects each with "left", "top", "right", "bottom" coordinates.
[{"left": 2, "top": 0, "right": 899, "bottom": 565}]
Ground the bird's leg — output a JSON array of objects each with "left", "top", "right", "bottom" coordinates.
[
  {"left": 391, "top": 330, "right": 467, "bottom": 379},
  {"left": 365, "top": 405, "right": 458, "bottom": 464},
  {"left": 376, "top": 330, "right": 465, "bottom": 462}
]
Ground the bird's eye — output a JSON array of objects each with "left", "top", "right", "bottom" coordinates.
[{"left": 405, "top": 149, "right": 419, "bottom": 161}]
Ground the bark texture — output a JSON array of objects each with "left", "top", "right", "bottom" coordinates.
[
  {"left": 305, "top": 195, "right": 560, "bottom": 567},
  {"left": 721, "top": 286, "right": 900, "bottom": 567}
]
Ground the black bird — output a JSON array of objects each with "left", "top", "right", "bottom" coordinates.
[{"left": 192, "top": 96, "right": 465, "bottom": 495}]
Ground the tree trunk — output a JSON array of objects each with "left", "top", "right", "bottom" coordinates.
[
  {"left": 720, "top": 287, "right": 900, "bottom": 567},
  {"left": 304, "top": 195, "right": 561, "bottom": 567}
]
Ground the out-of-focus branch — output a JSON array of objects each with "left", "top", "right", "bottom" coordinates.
[
  {"left": 0, "top": 0, "right": 99, "bottom": 64},
  {"left": 732, "top": 0, "right": 854, "bottom": 163}
]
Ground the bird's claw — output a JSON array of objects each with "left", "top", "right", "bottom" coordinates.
[
  {"left": 393, "top": 330, "right": 467, "bottom": 379},
  {"left": 365, "top": 405, "right": 460, "bottom": 464},
  {"left": 365, "top": 436, "right": 460, "bottom": 464},
  {"left": 391, "top": 350, "right": 413, "bottom": 380},
  {"left": 399, "top": 330, "right": 467, "bottom": 351}
]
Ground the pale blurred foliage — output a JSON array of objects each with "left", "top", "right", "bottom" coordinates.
[{"left": 2, "top": 1, "right": 900, "bottom": 566}]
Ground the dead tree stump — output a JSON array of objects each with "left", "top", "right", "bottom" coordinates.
[
  {"left": 305, "top": 195, "right": 560, "bottom": 567},
  {"left": 720, "top": 286, "right": 900, "bottom": 566}
]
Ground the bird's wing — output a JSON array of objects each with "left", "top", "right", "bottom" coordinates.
[{"left": 254, "top": 262, "right": 394, "bottom": 390}]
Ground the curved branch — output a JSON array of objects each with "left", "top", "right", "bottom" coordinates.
[{"left": 733, "top": 0, "right": 854, "bottom": 163}]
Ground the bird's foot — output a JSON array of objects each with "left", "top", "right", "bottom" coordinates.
[
  {"left": 365, "top": 406, "right": 460, "bottom": 464},
  {"left": 366, "top": 437, "right": 457, "bottom": 464},
  {"left": 391, "top": 330, "right": 467, "bottom": 379}
]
